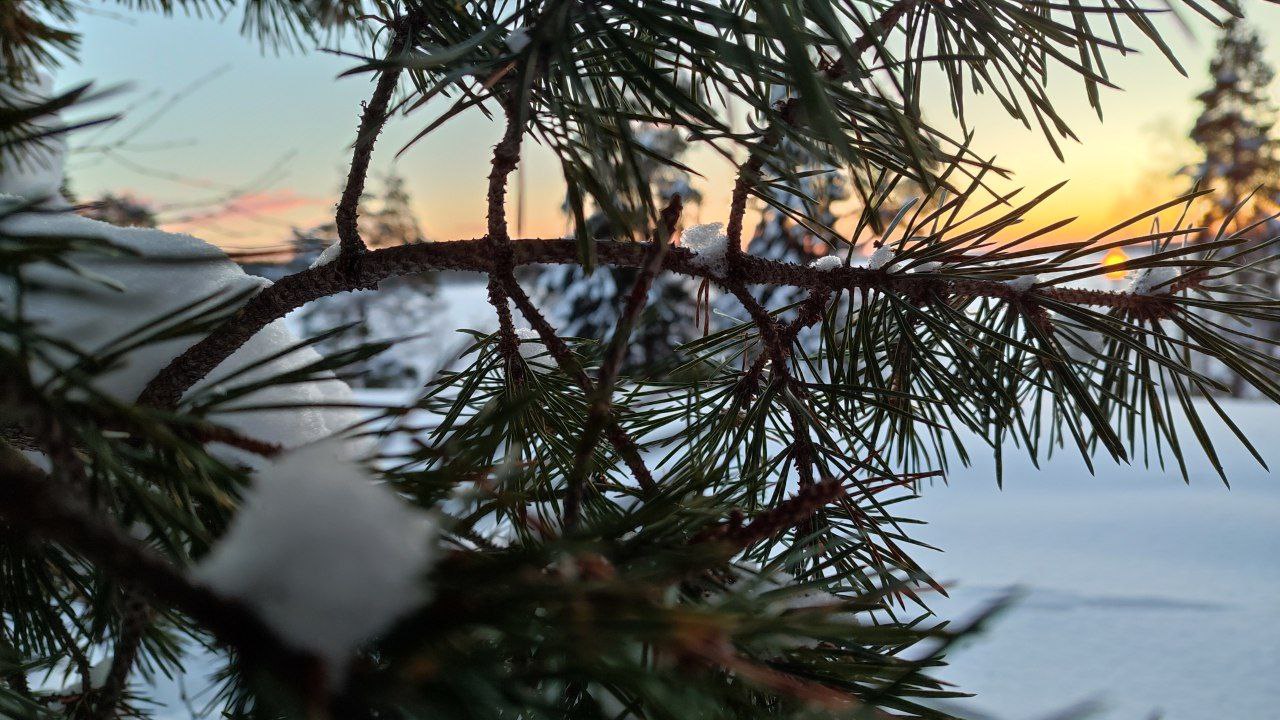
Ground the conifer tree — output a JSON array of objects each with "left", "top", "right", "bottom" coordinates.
[
  {"left": 77, "top": 193, "right": 158, "bottom": 228},
  {"left": 3, "top": 2, "right": 1280, "bottom": 720},
  {"left": 1190, "top": 17, "right": 1280, "bottom": 220},
  {"left": 1187, "top": 15, "right": 1280, "bottom": 394},
  {"left": 535, "top": 124, "right": 703, "bottom": 371}
]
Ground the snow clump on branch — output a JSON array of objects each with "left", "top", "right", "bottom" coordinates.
[
  {"left": 809, "top": 255, "right": 843, "bottom": 271},
  {"left": 516, "top": 327, "right": 554, "bottom": 372},
  {"left": 194, "top": 439, "right": 438, "bottom": 672},
  {"left": 1129, "top": 265, "right": 1181, "bottom": 295},
  {"left": 505, "top": 28, "right": 531, "bottom": 53},
  {"left": 682, "top": 222, "right": 730, "bottom": 274},
  {"left": 867, "top": 244, "right": 895, "bottom": 270},
  {"left": 310, "top": 241, "right": 343, "bottom": 268},
  {"left": 1004, "top": 274, "right": 1039, "bottom": 292}
]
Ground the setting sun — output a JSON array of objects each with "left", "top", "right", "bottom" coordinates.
[{"left": 1102, "top": 247, "right": 1130, "bottom": 280}]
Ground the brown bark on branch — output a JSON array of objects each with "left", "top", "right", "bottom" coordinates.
[
  {"left": 336, "top": 19, "right": 413, "bottom": 260},
  {"left": 485, "top": 99, "right": 527, "bottom": 361},
  {"left": 565, "top": 196, "right": 682, "bottom": 527},
  {"left": 136, "top": 236, "right": 1184, "bottom": 410},
  {"left": 499, "top": 276, "right": 658, "bottom": 498}
]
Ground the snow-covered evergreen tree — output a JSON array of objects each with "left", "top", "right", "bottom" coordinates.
[
  {"left": 1189, "top": 17, "right": 1280, "bottom": 217},
  {"left": 1187, "top": 16, "right": 1280, "bottom": 395},
  {"left": 535, "top": 125, "right": 702, "bottom": 372}
]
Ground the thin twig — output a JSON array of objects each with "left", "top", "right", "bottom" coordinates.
[
  {"left": 485, "top": 96, "right": 527, "bottom": 361},
  {"left": 697, "top": 469, "right": 940, "bottom": 550},
  {"left": 724, "top": 280, "right": 817, "bottom": 487},
  {"left": 724, "top": 0, "right": 917, "bottom": 259},
  {"left": 499, "top": 276, "right": 658, "bottom": 495},
  {"left": 336, "top": 17, "right": 414, "bottom": 260},
  {"left": 564, "top": 195, "right": 682, "bottom": 527},
  {"left": 829, "top": 0, "right": 921, "bottom": 75},
  {"left": 92, "top": 589, "right": 149, "bottom": 720}
]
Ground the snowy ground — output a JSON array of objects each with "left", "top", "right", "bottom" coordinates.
[
  {"left": 143, "top": 278, "right": 1278, "bottom": 719},
  {"left": 410, "top": 279, "right": 1279, "bottom": 719},
  {"left": 910, "top": 400, "right": 1280, "bottom": 720}
]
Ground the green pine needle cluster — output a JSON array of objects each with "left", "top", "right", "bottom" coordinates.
[{"left": 3, "top": 1, "right": 1280, "bottom": 719}]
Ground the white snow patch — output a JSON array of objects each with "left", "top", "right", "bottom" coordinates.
[
  {"left": 310, "top": 241, "right": 342, "bottom": 268},
  {"left": 682, "top": 222, "right": 730, "bottom": 274},
  {"left": 912, "top": 261, "right": 942, "bottom": 273},
  {"left": 714, "top": 566, "right": 854, "bottom": 651},
  {"left": 69, "top": 659, "right": 112, "bottom": 692},
  {"left": 194, "top": 440, "right": 437, "bottom": 672},
  {"left": 1005, "top": 274, "right": 1039, "bottom": 292},
  {"left": 867, "top": 244, "right": 895, "bottom": 270},
  {"left": 505, "top": 28, "right": 531, "bottom": 53},
  {"left": 44, "top": 659, "right": 112, "bottom": 708},
  {"left": 1128, "top": 265, "right": 1180, "bottom": 295},
  {"left": 809, "top": 255, "right": 843, "bottom": 271},
  {"left": 0, "top": 202, "right": 364, "bottom": 464},
  {"left": 726, "top": 568, "right": 844, "bottom": 614}
]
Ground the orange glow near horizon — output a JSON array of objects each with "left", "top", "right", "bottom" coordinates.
[{"left": 1102, "top": 248, "right": 1130, "bottom": 280}]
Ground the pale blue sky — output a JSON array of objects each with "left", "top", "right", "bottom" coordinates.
[{"left": 60, "top": 2, "right": 1280, "bottom": 249}]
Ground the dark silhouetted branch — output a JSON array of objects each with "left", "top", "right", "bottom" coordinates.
[
  {"left": 336, "top": 18, "right": 414, "bottom": 260},
  {"left": 136, "top": 236, "right": 1194, "bottom": 410},
  {"left": 0, "top": 443, "right": 323, "bottom": 699}
]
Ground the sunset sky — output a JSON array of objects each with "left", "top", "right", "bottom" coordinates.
[{"left": 60, "top": 2, "right": 1280, "bottom": 251}]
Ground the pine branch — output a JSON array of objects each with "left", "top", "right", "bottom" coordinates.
[
  {"left": 832, "top": 0, "right": 923, "bottom": 75},
  {"left": 336, "top": 15, "right": 413, "bottom": 261},
  {"left": 0, "top": 443, "right": 324, "bottom": 701},
  {"left": 499, "top": 275, "right": 658, "bottom": 497},
  {"left": 565, "top": 195, "right": 682, "bottom": 526},
  {"left": 136, "top": 234, "right": 1226, "bottom": 410},
  {"left": 92, "top": 589, "right": 149, "bottom": 720},
  {"left": 485, "top": 97, "right": 527, "bottom": 362},
  {"left": 13, "top": 4, "right": 1280, "bottom": 718},
  {"left": 724, "top": 277, "right": 820, "bottom": 490},
  {"left": 697, "top": 469, "right": 939, "bottom": 550}
]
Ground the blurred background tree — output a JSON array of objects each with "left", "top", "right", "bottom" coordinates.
[
  {"left": 534, "top": 124, "right": 704, "bottom": 372},
  {"left": 1187, "top": 14, "right": 1280, "bottom": 395}
]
